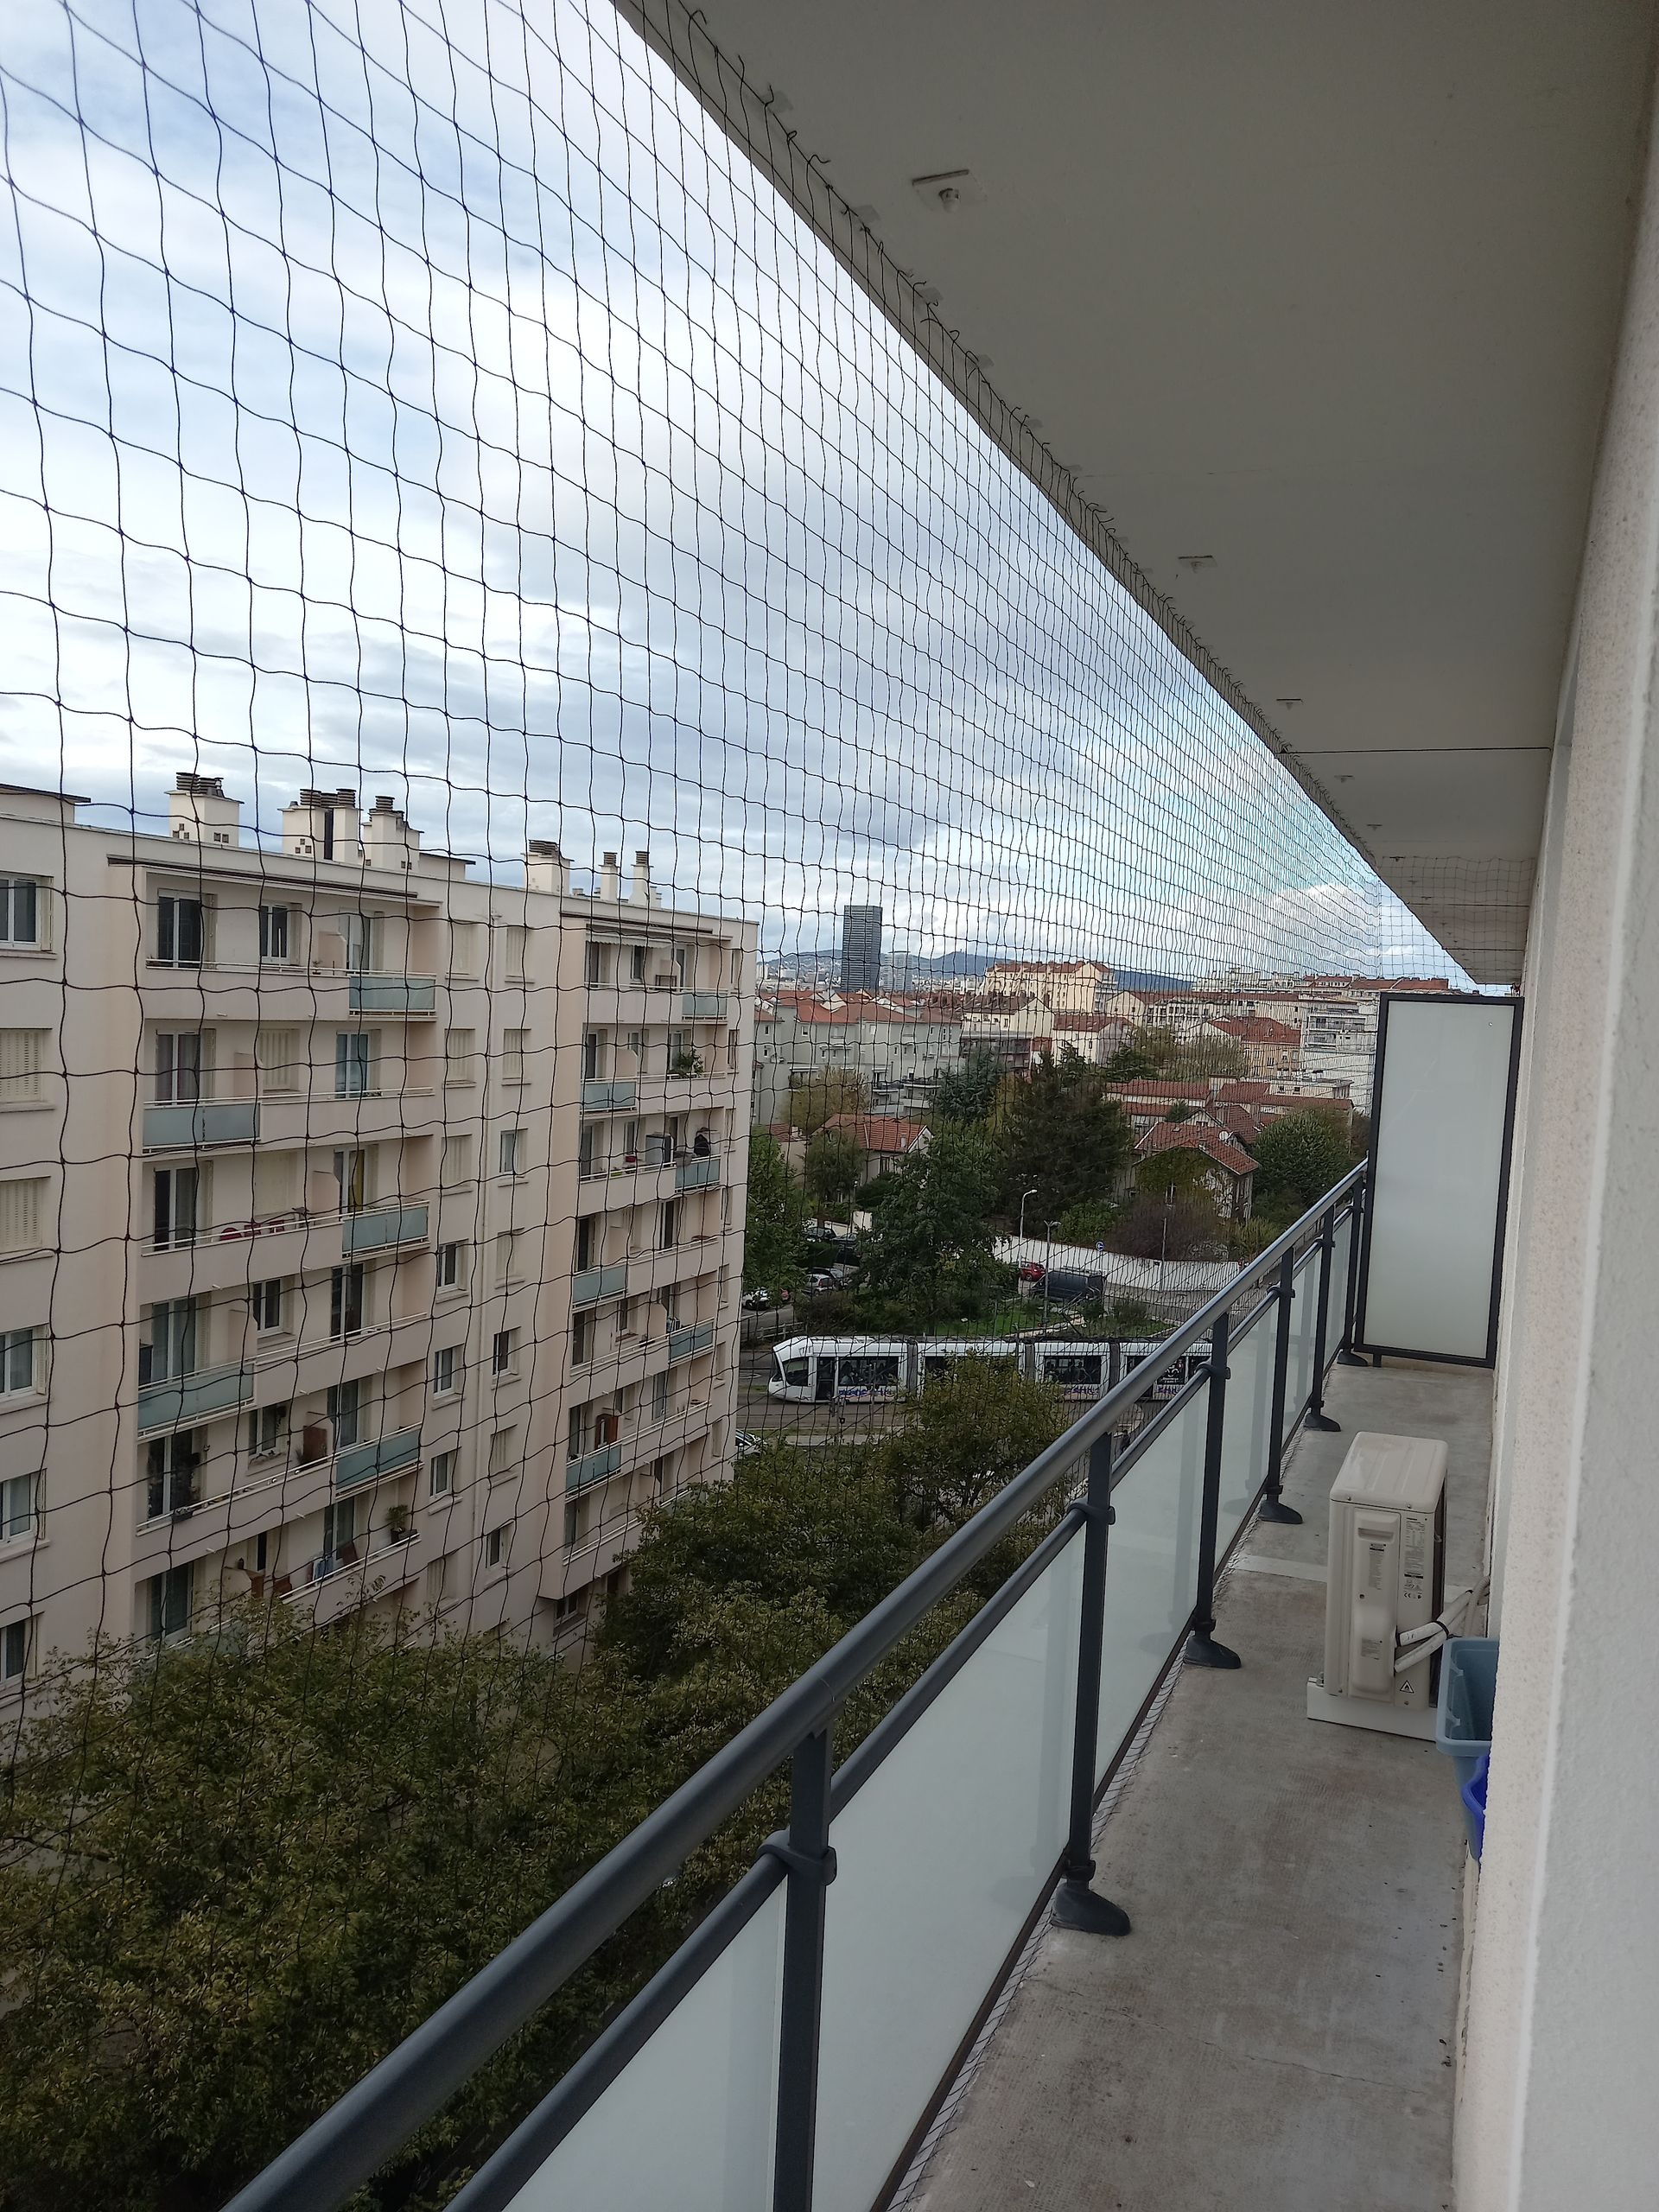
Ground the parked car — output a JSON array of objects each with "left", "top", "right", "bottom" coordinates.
[
  {"left": 1018, "top": 1262, "right": 1046, "bottom": 1282},
  {"left": 1042, "top": 1269, "right": 1099, "bottom": 1305},
  {"left": 734, "top": 1432, "right": 763, "bottom": 1459},
  {"left": 741, "top": 1287, "right": 772, "bottom": 1310}
]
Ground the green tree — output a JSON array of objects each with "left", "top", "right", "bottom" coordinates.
[
  {"left": 788, "top": 1069, "right": 867, "bottom": 1136},
  {"left": 880, "top": 1358, "right": 1067, "bottom": 1531},
  {"left": 1134, "top": 1143, "right": 1220, "bottom": 1204},
  {"left": 1103, "top": 1026, "right": 1248, "bottom": 1082},
  {"left": 803, "top": 1127, "right": 861, "bottom": 1215},
  {"left": 1249, "top": 1108, "right": 1353, "bottom": 1217},
  {"left": 743, "top": 1129, "right": 805, "bottom": 1291},
  {"left": 857, "top": 1124, "right": 1001, "bottom": 1329},
  {"left": 931, "top": 1050, "right": 1004, "bottom": 1127},
  {"left": 995, "top": 1050, "right": 1133, "bottom": 1222},
  {"left": 1057, "top": 1196, "right": 1121, "bottom": 1244}
]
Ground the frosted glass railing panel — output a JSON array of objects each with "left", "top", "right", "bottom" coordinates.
[
  {"left": 506, "top": 1884, "right": 784, "bottom": 2212},
  {"left": 1326, "top": 1211, "right": 1352, "bottom": 1364},
  {"left": 1287, "top": 1251, "right": 1319, "bottom": 1426},
  {"left": 812, "top": 1534, "right": 1084, "bottom": 2212},
  {"left": 1215, "top": 1307, "right": 1274, "bottom": 1560},
  {"left": 1096, "top": 1390, "right": 1206, "bottom": 1776}
]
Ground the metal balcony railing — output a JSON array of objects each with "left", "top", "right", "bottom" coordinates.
[
  {"left": 665, "top": 1319, "right": 715, "bottom": 1363},
  {"left": 137, "top": 1360, "right": 256, "bottom": 1434},
  {"left": 566, "top": 1441, "right": 623, "bottom": 1492},
  {"left": 571, "top": 1262, "right": 629, "bottom": 1307},
  {"left": 340, "top": 1202, "right": 430, "bottom": 1255},
  {"left": 581, "top": 1078, "right": 638, "bottom": 1114},
  {"left": 226, "top": 1166, "right": 1366, "bottom": 2212},
  {"left": 681, "top": 990, "right": 731, "bottom": 1020},
  {"left": 334, "top": 1428, "right": 423, "bottom": 1492},
  {"left": 143, "top": 1099, "right": 259, "bottom": 1152},
  {"left": 346, "top": 973, "right": 438, "bottom": 1014},
  {"left": 674, "top": 1152, "right": 719, "bottom": 1192}
]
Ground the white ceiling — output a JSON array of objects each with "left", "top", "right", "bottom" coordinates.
[{"left": 618, "top": 0, "right": 1656, "bottom": 981}]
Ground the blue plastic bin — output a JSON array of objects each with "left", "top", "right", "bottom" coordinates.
[{"left": 1437, "top": 1637, "right": 1498, "bottom": 1854}]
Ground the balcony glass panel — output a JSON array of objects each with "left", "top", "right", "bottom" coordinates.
[
  {"left": 812, "top": 1530, "right": 1084, "bottom": 2212},
  {"left": 680, "top": 991, "right": 729, "bottom": 1020},
  {"left": 334, "top": 1427, "right": 421, "bottom": 1491},
  {"left": 1095, "top": 1387, "right": 1207, "bottom": 1773},
  {"left": 347, "top": 973, "right": 436, "bottom": 1014},
  {"left": 340, "top": 1203, "right": 429, "bottom": 1255},
  {"left": 512, "top": 1881, "right": 783, "bottom": 2210},
  {"left": 1327, "top": 1210, "right": 1353, "bottom": 1358},
  {"left": 666, "top": 1320, "right": 715, "bottom": 1363},
  {"left": 143, "top": 1101, "right": 258, "bottom": 1152},
  {"left": 675, "top": 1154, "right": 719, "bottom": 1192},
  {"left": 567, "top": 1441, "right": 622, "bottom": 1491},
  {"left": 1216, "top": 1302, "right": 1274, "bottom": 1560},
  {"left": 136, "top": 1361, "right": 254, "bottom": 1433},
  {"left": 1289, "top": 1247, "right": 1320, "bottom": 1421},
  {"left": 581, "top": 1078, "right": 637, "bottom": 1114},
  {"left": 572, "top": 1262, "right": 628, "bottom": 1306}
]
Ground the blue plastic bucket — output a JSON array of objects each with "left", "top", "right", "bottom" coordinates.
[
  {"left": 1459, "top": 1753, "right": 1489, "bottom": 1860},
  {"left": 1437, "top": 1637, "right": 1498, "bottom": 1856}
]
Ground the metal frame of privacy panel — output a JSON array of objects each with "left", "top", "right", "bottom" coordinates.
[{"left": 1356, "top": 994, "right": 1523, "bottom": 1366}]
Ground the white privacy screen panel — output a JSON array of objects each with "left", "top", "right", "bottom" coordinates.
[
  {"left": 812, "top": 1534, "right": 1084, "bottom": 2212},
  {"left": 1360, "top": 997, "right": 1520, "bottom": 1363},
  {"left": 505, "top": 1884, "right": 784, "bottom": 2212}
]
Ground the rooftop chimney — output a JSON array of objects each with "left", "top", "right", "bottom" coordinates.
[
  {"left": 525, "top": 839, "right": 571, "bottom": 895},
  {"left": 631, "top": 849, "right": 652, "bottom": 904},
  {"left": 362, "top": 793, "right": 420, "bottom": 874},
  {"left": 168, "top": 771, "right": 241, "bottom": 849},
  {"left": 281, "top": 786, "right": 360, "bottom": 862},
  {"left": 600, "top": 850, "right": 620, "bottom": 902}
]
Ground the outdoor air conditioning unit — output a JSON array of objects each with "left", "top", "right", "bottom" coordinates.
[{"left": 1306, "top": 1431, "right": 1452, "bottom": 1740}]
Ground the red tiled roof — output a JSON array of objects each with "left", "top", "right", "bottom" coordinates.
[
  {"left": 822, "top": 1113, "right": 928, "bottom": 1152},
  {"left": 1204, "top": 1015, "right": 1301, "bottom": 1044},
  {"left": 1135, "top": 1122, "right": 1258, "bottom": 1177}
]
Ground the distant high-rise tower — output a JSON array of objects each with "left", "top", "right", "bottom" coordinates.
[{"left": 840, "top": 904, "right": 883, "bottom": 994}]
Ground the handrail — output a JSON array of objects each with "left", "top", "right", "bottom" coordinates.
[{"left": 224, "top": 1164, "right": 1364, "bottom": 2212}]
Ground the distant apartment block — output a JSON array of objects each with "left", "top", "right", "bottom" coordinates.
[
  {"left": 0, "top": 781, "right": 754, "bottom": 1702},
  {"left": 839, "top": 905, "right": 884, "bottom": 995},
  {"left": 752, "top": 988, "right": 962, "bottom": 1125}
]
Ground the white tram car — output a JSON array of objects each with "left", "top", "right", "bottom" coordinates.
[{"left": 766, "top": 1336, "right": 1209, "bottom": 1408}]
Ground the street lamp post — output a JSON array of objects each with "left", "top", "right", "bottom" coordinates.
[
  {"left": 1018, "top": 1185, "right": 1039, "bottom": 1243},
  {"left": 1044, "top": 1220, "right": 1060, "bottom": 1329}
]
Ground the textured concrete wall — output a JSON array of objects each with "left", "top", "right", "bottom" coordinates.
[{"left": 1457, "top": 67, "right": 1659, "bottom": 2212}]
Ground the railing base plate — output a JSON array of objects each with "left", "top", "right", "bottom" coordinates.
[
  {"left": 1052, "top": 1878, "right": 1131, "bottom": 1938},
  {"left": 1337, "top": 1349, "right": 1369, "bottom": 1368},
  {"left": 1184, "top": 1631, "right": 1243, "bottom": 1670},
  {"left": 1257, "top": 1497, "right": 1304, "bottom": 1525},
  {"left": 1306, "top": 1410, "right": 1341, "bottom": 1433}
]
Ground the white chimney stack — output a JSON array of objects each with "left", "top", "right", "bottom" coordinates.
[
  {"left": 282, "top": 786, "right": 359, "bottom": 862},
  {"left": 525, "top": 839, "right": 571, "bottom": 895},
  {"left": 631, "top": 849, "right": 652, "bottom": 904},
  {"left": 168, "top": 772, "right": 241, "bottom": 848},
  {"left": 362, "top": 794, "right": 420, "bottom": 874},
  {"left": 600, "top": 850, "right": 620, "bottom": 902}
]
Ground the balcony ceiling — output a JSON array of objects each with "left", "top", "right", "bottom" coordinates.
[{"left": 621, "top": 0, "right": 1656, "bottom": 982}]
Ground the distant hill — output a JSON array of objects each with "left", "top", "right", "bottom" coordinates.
[{"left": 1115, "top": 969, "right": 1194, "bottom": 993}]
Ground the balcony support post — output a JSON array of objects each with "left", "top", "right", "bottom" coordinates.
[
  {"left": 1185, "top": 1306, "right": 1241, "bottom": 1669},
  {"left": 771, "top": 1725, "right": 836, "bottom": 2212},
  {"left": 1259, "top": 1252, "right": 1302, "bottom": 1525},
  {"left": 1306, "top": 1206, "right": 1342, "bottom": 1433},
  {"left": 1338, "top": 1175, "right": 1369, "bottom": 1365},
  {"left": 1053, "top": 1433, "right": 1131, "bottom": 1937}
]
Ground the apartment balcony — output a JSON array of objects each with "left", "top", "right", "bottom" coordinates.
[
  {"left": 143, "top": 1098, "right": 259, "bottom": 1153},
  {"left": 575, "top": 1160, "right": 677, "bottom": 1216},
  {"left": 674, "top": 1151, "right": 720, "bottom": 1192},
  {"left": 136, "top": 1359, "right": 256, "bottom": 1434},
  {"left": 340, "top": 970, "right": 438, "bottom": 1016},
  {"left": 665, "top": 1319, "right": 715, "bottom": 1363},
  {"left": 566, "top": 1440, "right": 622, "bottom": 1492},
  {"left": 581, "top": 1077, "right": 638, "bottom": 1114},
  {"left": 681, "top": 989, "right": 733, "bottom": 1021},
  {"left": 334, "top": 1427, "right": 422, "bottom": 1492},
  {"left": 626, "top": 1234, "right": 721, "bottom": 1296},
  {"left": 340, "top": 1201, "right": 429, "bottom": 1256},
  {"left": 256, "top": 1089, "right": 442, "bottom": 1147},
  {"left": 571, "top": 1261, "right": 629, "bottom": 1307}
]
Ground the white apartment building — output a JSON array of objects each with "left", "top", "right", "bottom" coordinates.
[
  {"left": 969, "top": 958, "right": 1116, "bottom": 1013},
  {"left": 752, "top": 989, "right": 963, "bottom": 1126},
  {"left": 0, "top": 777, "right": 754, "bottom": 1699}
]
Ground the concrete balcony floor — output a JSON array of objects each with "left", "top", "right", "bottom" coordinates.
[{"left": 906, "top": 1359, "right": 1491, "bottom": 2212}]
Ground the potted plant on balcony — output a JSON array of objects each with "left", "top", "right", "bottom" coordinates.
[
  {"left": 668, "top": 1047, "right": 704, "bottom": 1078},
  {"left": 385, "top": 1503, "right": 412, "bottom": 1545}
]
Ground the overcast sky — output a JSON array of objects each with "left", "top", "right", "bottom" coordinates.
[{"left": 0, "top": 0, "right": 1465, "bottom": 982}]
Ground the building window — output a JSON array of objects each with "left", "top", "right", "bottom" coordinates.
[
  {"left": 585, "top": 940, "right": 605, "bottom": 987},
  {"left": 255, "top": 1026, "right": 299, "bottom": 1094},
  {"left": 448, "top": 921, "right": 480, "bottom": 977},
  {"left": 141, "top": 1297, "right": 197, "bottom": 1386},
  {"left": 0, "top": 1028, "right": 45, "bottom": 1104},
  {"left": 630, "top": 943, "right": 646, "bottom": 982},
  {"left": 155, "top": 1030, "right": 203, "bottom": 1103},
  {"left": 0, "top": 1328, "right": 37, "bottom": 1397},
  {"left": 567, "top": 1404, "right": 587, "bottom": 1461},
  {"left": 156, "top": 893, "right": 206, "bottom": 966},
  {"left": 341, "top": 912, "right": 377, "bottom": 973},
  {"left": 147, "top": 1562, "right": 194, "bottom": 1640},
  {"left": 333, "top": 1147, "right": 368, "bottom": 1214},
  {"left": 429, "top": 1449, "right": 454, "bottom": 1498},
  {"left": 571, "top": 1310, "right": 592, "bottom": 1364},
  {"left": 0, "top": 878, "right": 41, "bottom": 947},
  {"left": 484, "top": 1524, "right": 505, "bottom": 1569},
  {"left": 258, "top": 904, "right": 290, "bottom": 961},
  {"left": 327, "top": 1378, "right": 361, "bottom": 1447},
  {"left": 488, "top": 1427, "right": 517, "bottom": 1479},
  {"left": 659, "top": 1198, "right": 679, "bottom": 1250},
  {"left": 151, "top": 1165, "right": 200, "bottom": 1250},
  {"left": 247, "top": 1403, "right": 288, "bottom": 1459},
  {"left": 498, "top": 1128, "right": 525, "bottom": 1178},
  {"left": 435, "top": 1242, "right": 461, "bottom": 1291},
  {"left": 334, "top": 1031, "right": 374, "bottom": 1098},
  {"left": 2, "top": 1616, "right": 31, "bottom": 1683},
  {"left": 651, "top": 1368, "right": 669, "bottom": 1423},
  {"left": 502, "top": 925, "right": 529, "bottom": 982},
  {"left": 432, "top": 1345, "right": 460, "bottom": 1396},
  {"left": 328, "top": 1265, "right": 365, "bottom": 1340},
  {"left": 1, "top": 1472, "right": 39, "bottom": 1543},
  {"left": 582, "top": 1029, "right": 602, "bottom": 1078},
  {"left": 502, "top": 1027, "right": 528, "bottom": 1086},
  {"left": 575, "top": 1216, "right": 596, "bottom": 1272},
  {"left": 443, "top": 1028, "right": 476, "bottom": 1087},
  {"left": 251, "top": 1278, "right": 283, "bottom": 1332},
  {"left": 440, "top": 1134, "right": 475, "bottom": 1186},
  {"left": 492, "top": 1328, "right": 517, "bottom": 1378},
  {"left": 145, "top": 1430, "right": 200, "bottom": 1519},
  {"left": 424, "top": 1552, "right": 451, "bottom": 1605},
  {"left": 320, "top": 1497, "right": 358, "bottom": 1575}
]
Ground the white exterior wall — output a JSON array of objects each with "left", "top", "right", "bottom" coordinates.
[
  {"left": 1456, "top": 83, "right": 1659, "bottom": 2212},
  {"left": 0, "top": 786, "right": 753, "bottom": 1696}
]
